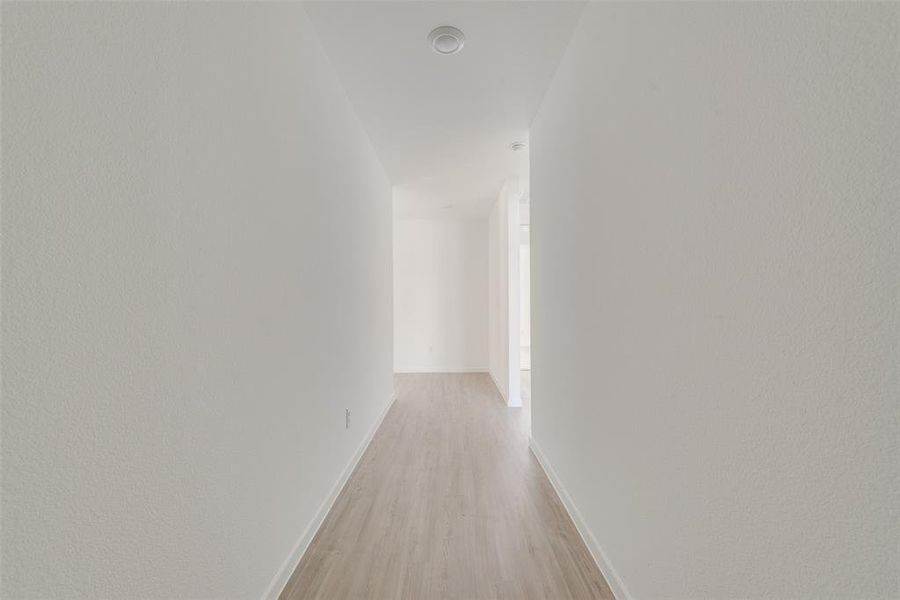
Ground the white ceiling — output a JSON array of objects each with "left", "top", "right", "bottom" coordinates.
[{"left": 304, "top": 1, "right": 584, "bottom": 218}]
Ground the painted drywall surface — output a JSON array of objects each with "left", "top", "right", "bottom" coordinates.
[
  {"left": 520, "top": 202, "right": 532, "bottom": 368},
  {"left": 520, "top": 241, "right": 531, "bottom": 370},
  {"left": 487, "top": 181, "right": 523, "bottom": 406},
  {"left": 1, "top": 3, "right": 393, "bottom": 598},
  {"left": 530, "top": 3, "right": 899, "bottom": 599},
  {"left": 303, "top": 2, "right": 581, "bottom": 219},
  {"left": 488, "top": 194, "right": 509, "bottom": 400},
  {"left": 393, "top": 217, "right": 488, "bottom": 373},
  {"left": 504, "top": 185, "right": 522, "bottom": 408}
]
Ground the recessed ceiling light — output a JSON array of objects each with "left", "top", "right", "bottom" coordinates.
[
  {"left": 510, "top": 141, "right": 527, "bottom": 152},
  {"left": 428, "top": 26, "right": 465, "bottom": 55}
]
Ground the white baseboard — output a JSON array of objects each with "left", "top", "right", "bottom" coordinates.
[
  {"left": 394, "top": 368, "right": 488, "bottom": 374},
  {"left": 489, "top": 370, "right": 522, "bottom": 407},
  {"left": 529, "top": 437, "right": 633, "bottom": 600},
  {"left": 488, "top": 370, "right": 508, "bottom": 402},
  {"left": 261, "top": 392, "right": 397, "bottom": 600}
]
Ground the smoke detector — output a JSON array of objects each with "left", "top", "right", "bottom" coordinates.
[
  {"left": 428, "top": 26, "right": 465, "bottom": 55},
  {"left": 510, "top": 141, "right": 527, "bottom": 152}
]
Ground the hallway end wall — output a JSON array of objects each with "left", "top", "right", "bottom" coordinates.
[
  {"left": 393, "top": 217, "right": 489, "bottom": 374},
  {"left": 530, "top": 3, "right": 899, "bottom": 599}
]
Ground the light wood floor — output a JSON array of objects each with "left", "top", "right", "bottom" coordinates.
[{"left": 280, "top": 373, "right": 614, "bottom": 600}]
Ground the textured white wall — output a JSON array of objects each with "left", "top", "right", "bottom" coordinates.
[
  {"left": 488, "top": 181, "right": 523, "bottom": 406},
  {"left": 531, "top": 3, "right": 900, "bottom": 599},
  {"left": 488, "top": 195, "right": 509, "bottom": 399},
  {"left": 393, "top": 217, "right": 488, "bottom": 373},
  {"left": 520, "top": 242, "right": 531, "bottom": 368},
  {"left": 1, "top": 3, "right": 393, "bottom": 598}
]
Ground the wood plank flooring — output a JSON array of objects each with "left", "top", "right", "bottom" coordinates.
[{"left": 280, "top": 373, "right": 614, "bottom": 600}]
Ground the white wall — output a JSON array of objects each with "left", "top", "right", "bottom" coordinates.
[
  {"left": 520, "top": 194, "right": 531, "bottom": 363},
  {"left": 519, "top": 240, "right": 531, "bottom": 370},
  {"left": 1, "top": 4, "right": 393, "bottom": 599},
  {"left": 531, "top": 3, "right": 899, "bottom": 599},
  {"left": 393, "top": 217, "right": 488, "bottom": 373},
  {"left": 488, "top": 181, "right": 523, "bottom": 406},
  {"left": 488, "top": 196, "right": 508, "bottom": 399}
]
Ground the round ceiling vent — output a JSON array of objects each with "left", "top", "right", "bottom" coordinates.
[
  {"left": 510, "top": 141, "right": 527, "bottom": 152},
  {"left": 428, "top": 26, "right": 465, "bottom": 55}
]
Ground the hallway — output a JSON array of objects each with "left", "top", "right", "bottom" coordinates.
[
  {"left": 281, "top": 374, "right": 612, "bottom": 600},
  {"left": 4, "top": 2, "right": 898, "bottom": 598}
]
